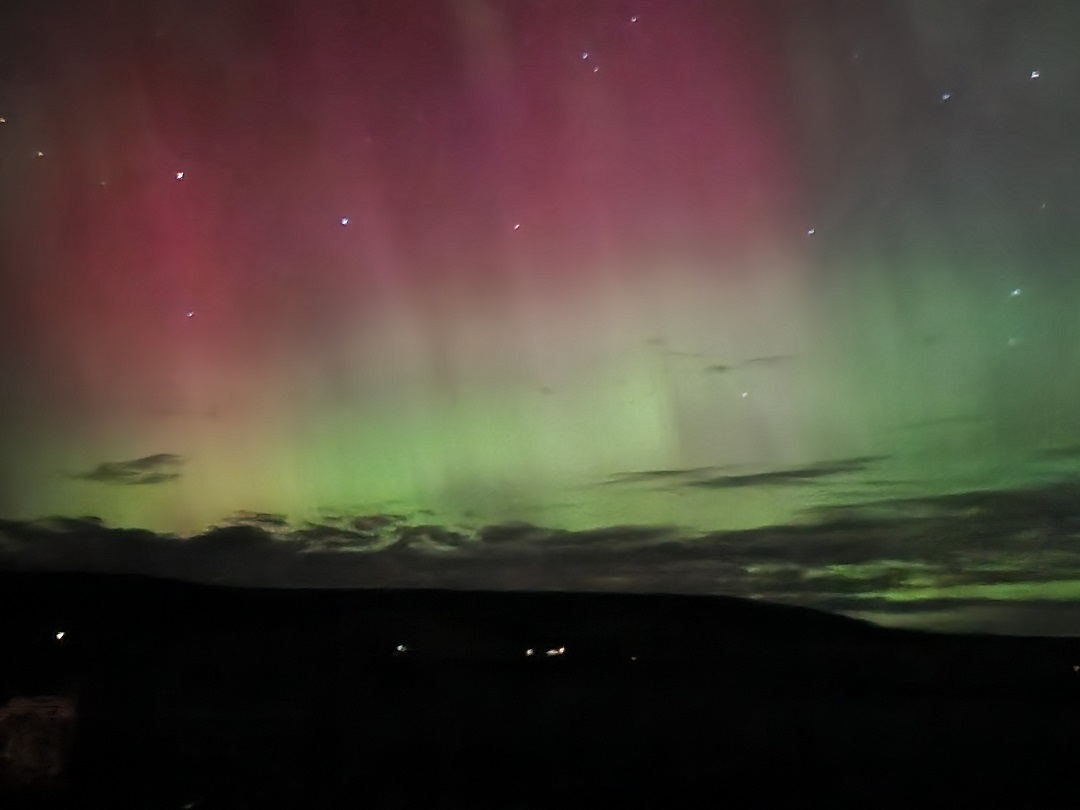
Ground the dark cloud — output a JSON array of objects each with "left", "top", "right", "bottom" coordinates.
[
  {"left": 741, "top": 355, "right": 797, "bottom": 366},
  {"left": 604, "top": 467, "right": 727, "bottom": 485},
  {"left": 71, "top": 453, "right": 183, "bottom": 485},
  {"left": 686, "top": 456, "right": 889, "bottom": 489},
  {"left": 604, "top": 456, "right": 890, "bottom": 490},
  {"left": 229, "top": 511, "right": 289, "bottom": 528},
  {"left": 701, "top": 356, "right": 795, "bottom": 374}
]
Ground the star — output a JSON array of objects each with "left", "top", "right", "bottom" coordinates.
[
  {"left": 35, "top": 150, "right": 43, "bottom": 158},
  {"left": 807, "top": 228, "right": 816, "bottom": 236},
  {"left": 186, "top": 311, "right": 195, "bottom": 318},
  {"left": 940, "top": 92, "right": 952, "bottom": 102},
  {"left": 630, "top": 16, "right": 638, "bottom": 23},
  {"left": 1030, "top": 69, "right": 1040, "bottom": 79},
  {"left": 176, "top": 171, "right": 185, "bottom": 180},
  {"left": 340, "top": 217, "right": 349, "bottom": 226}
]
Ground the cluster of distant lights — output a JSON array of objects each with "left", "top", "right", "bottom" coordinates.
[
  {"left": 387, "top": 642, "right": 638, "bottom": 661},
  {"left": 526, "top": 646, "right": 565, "bottom": 657},
  {"left": 46, "top": 632, "right": 1080, "bottom": 673},
  {"left": 50, "top": 630, "right": 646, "bottom": 662},
  {"left": 50, "top": 631, "right": 645, "bottom": 661}
]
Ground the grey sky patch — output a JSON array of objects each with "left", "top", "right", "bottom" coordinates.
[
  {"left": 1038, "top": 444, "right": 1080, "bottom": 460},
  {"left": 888, "top": 415, "right": 991, "bottom": 432}
]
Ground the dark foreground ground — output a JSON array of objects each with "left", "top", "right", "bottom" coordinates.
[{"left": 2, "top": 572, "right": 1080, "bottom": 808}]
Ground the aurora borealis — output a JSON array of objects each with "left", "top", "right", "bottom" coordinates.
[{"left": 4, "top": 0, "right": 1080, "bottom": 634}]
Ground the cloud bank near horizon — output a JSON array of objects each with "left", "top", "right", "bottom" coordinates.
[{"left": 6, "top": 477, "right": 1080, "bottom": 636}]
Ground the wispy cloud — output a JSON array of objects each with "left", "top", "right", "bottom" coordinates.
[
  {"left": 604, "top": 456, "right": 889, "bottom": 489},
  {"left": 71, "top": 453, "right": 183, "bottom": 485},
  {"left": 686, "top": 456, "right": 888, "bottom": 489}
]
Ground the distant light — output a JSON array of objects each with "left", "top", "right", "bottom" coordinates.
[
  {"left": 340, "top": 216, "right": 349, "bottom": 226},
  {"left": 55, "top": 631, "right": 64, "bottom": 641},
  {"left": 396, "top": 644, "right": 407, "bottom": 653},
  {"left": 1030, "top": 69, "right": 1040, "bottom": 79},
  {"left": 630, "top": 16, "right": 638, "bottom": 22},
  {"left": 545, "top": 646, "right": 565, "bottom": 657},
  {"left": 176, "top": 171, "right": 184, "bottom": 180},
  {"left": 0, "top": 116, "right": 6, "bottom": 124},
  {"left": 1010, "top": 288, "right": 1022, "bottom": 297},
  {"left": 186, "top": 311, "right": 195, "bottom": 318},
  {"left": 593, "top": 66, "right": 599, "bottom": 73},
  {"left": 581, "top": 52, "right": 589, "bottom": 60},
  {"left": 940, "top": 92, "right": 952, "bottom": 102},
  {"left": 741, "top": 391, "right": 749, "bottom": 398},
  {"left": 36, "top": 150, "right": 43, "bottom": 158},
  {"left": 513, "top": 223, "right": 520, "bottom": 230},
  {"left": 526, "top": 648, "right": 534, "bottom": 656},
  {"left": 630, "top": 656, "right": 637, "bottom": 661},
  {"left": 806, "top": 228, "right": 816, "bottom": 236}
]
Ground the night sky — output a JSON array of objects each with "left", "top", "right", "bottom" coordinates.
[{"left": 3, "top": 0, "right": 1080, "bottom": 635}]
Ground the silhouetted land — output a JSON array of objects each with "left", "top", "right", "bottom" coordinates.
[{"left": 2, "top": 572, "right": 1080, "bottom": 807}]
